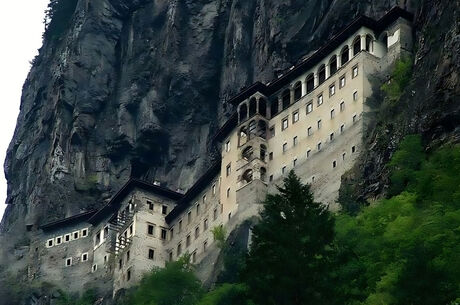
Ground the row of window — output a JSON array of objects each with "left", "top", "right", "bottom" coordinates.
[
  {"left": 147, "top": 200, "right": 169, "bottom": 215},
  {"left": 270, "top": 145, "right": 357, "bottom": 181},
  {"left": 46, "top": 228, "right": 89, "bottom": 248}
]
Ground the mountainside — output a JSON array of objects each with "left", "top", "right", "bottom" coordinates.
[{"left": 0, "top": 0, "right": 459, "bottom": 300}]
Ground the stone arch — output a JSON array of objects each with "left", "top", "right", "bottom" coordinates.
[
  {"left": 260, "top": 167, "right": 267, "bottom": 182},
  {"left": 242, "top": 169, "right": 253, "bottom": 183},
  {"left": 239, "top": 103, "right": 248, "bottom": 122},
  {"left": 365, "top": 34, "right": 374, "bottom": 52},
  {"left": 260, "top": 144, "right": 267, "bottom": 161},
  {"left": 257, "top": 120, "right": 267, "bottom": 139},
  {"left": 259, "top": 97, "right": 267, "bottom": 117},
  {"left": 306, "top": 73, "right": 314, "bottom": 93},
  {"left": 329, "top": 55, "right": 337, "bottom": 76},
  {"left": 293, "top": 81, "right": 302, "bottom": 101},
  {"left": 248, "top": 120, "right": 257, "bottom": 135},
  {"left": 318, "top": 64, "right": 326, "bottom": 84},
  {"left": 353, "top": 36, "right": 361, "bottom": 56},
  {"left": 340, "top": 45, "right": 349, "bottom": 65},
  {"left": 249, "top": 97, "right": 257, "bottom": 117},
  {"left": 242, "top": 146, "right": 253, "bottom": 161},
  {"left": 282, "top": 89, "right": 290, "bottom": 109},
  {"left": 239, "top": 126, "right": 248, "bottom": 146}
]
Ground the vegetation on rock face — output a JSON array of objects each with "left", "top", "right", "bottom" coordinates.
[{"left": 43, "top": 0, "right": 78, "bottom": 40}]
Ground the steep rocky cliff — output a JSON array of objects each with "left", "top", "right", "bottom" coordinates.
[{"left": 1, "top": 0, "right": 459, "bottom": 301}]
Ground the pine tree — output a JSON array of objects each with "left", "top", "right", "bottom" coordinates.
[{"left": 244, "top": 171, "right": 335, "bottom": 305}]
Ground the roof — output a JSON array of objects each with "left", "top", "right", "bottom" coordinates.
[
  {"left": 40, "top": 210, "right": 98, "bottom": 231},
  {"left": 214, "top": 7, "right": 413, "bottom": 142},
  {"left": 88, "top": 179, "right": 184, "bottom": 224},
  {"left": 165, "top": 159, "right": 221, "bottom": 224}
]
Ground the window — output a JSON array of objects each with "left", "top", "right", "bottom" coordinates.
[
  {"left": 186, "top": 235, "right": 191, "bottom": 247},
  {"left": 179, "top": 220, "right": 183, "bottom": 232},
  {"left": 341, "top": 124, "right": 345, "bottom": 133},
  {"left": 294, "top": 81, "right": 302, "bottom": 100},
  {"left": 282, "top": 117, "right": 288, "bottom": 130},
  {"left": 352, "top": 146, "right": 356, "bottom": 153},
  {"left": 329, "top": 84, "right": 335, "bottom": 96},
  {"left": 212, "top": 184, "right": 216, "bottom": 195},
  {"left": 203, "top": 240, "right": 208, "bottom": 252},
  {"left": 269, "top": 126, "right": 275, "bottom": 138},
  {"left": 161, "top": 229, "right": 167, "bottom": 240},
  {"left": 333, "top": 160, "right": 337, "bottom": 168},
  {"left": 342, "top": 152, "right": 346, "bottom": 160},
  {"left": 170, "top": 228, "right": 174, "bottom": 240},
  {"left": 269, "top": 152, "right": 273, "bottom": 160},
  {"left": 226, "top": 163, "right": 231, "bottom": 176},
  {"left": 213, "top": 208, "right": 218, "bottom": 221},
  {"left": 307, "top": 127, "right": 312, "bottom": 136},
  {"left": 192, "top": 251, "right": 197, "bottom": 264},
  {"left": 202, "top": 195, "right": 207, "bottom": 203},
  {"left": 330, "top": 133, "right": 334, "bottom": 141},
  {"left": 282, "top": 166, "right": 286, "bottom": 175},
  {"left": 188, "top": 211, "right": 192, "bottom": 224},
  {"left": 340, "top": 75, "right": 346, "bottom": 88},
  {"left": 127, "top": 269, "right": 131, "bottom": 281},
  {"left": 330, "top": 109, "right": 335, "bottom": 119},
  {"left": 353, "top": 114, "right": 357, "bottom": 123},
  {"left": 293, "top": 110, "right": 299, "bottom": 123},
  {"left": 312, "top": 176, "right": 315, "bottom": 183},
  {"left": 195, "top": 227, "right": 200, "bottom": 239},
  {"left": 226, "top": 188, "right": 230, "bottom": 198},
  {"left": 169, "top": 251, "right": 173, "bottom": 261},
  {"left": 177, "top": 243, "right": 182, "bottom": 256},
  {"left": 81, "top": 229, "right": 88, "bottom": 237},
  {"left": 73, "top": 231, "right": 79, "bottom": 240},
  {"left": 307, "top": 149, "right": 311, "bottom": 158},
  {"left": 147, "top": 224, "right": 155, "bottom": 236},
  {"left": 317, "top": 142, "right": 322, "bottom": 151},
  {"left": 282, "top": 143, "right": 287, "bottom": 153},
  {"left": 126, "top": 250, "right": 130, "bottom": 261},
  {"left": 104, "top": 255, "right": 108, "bottom": 263},
  {"left": 196, "top": 203, "right": 200, "bottom": 215},
  {"left": 64, "top": 234, "right": 71, "bottom": 242},
  {"left": 269, "top": 175, "right": 273, "bottom": 182},
  {"left": 306, "top": 102, "right": 313, "bottom": 114},
  {"left": 293, "top": 136, "right": 298, "bottom": 147},
  {"left": 92, "top": 264, "right": 97, "bottom": 272},
  {"left": 47, "top": 239, "right": 54, "bottom": 248},
  {"left": 129, "top": 225, "right": 133, "bottom": 236},
  {"left": 162, "top": 205, "right": 168, "bottom": 215},
  {"left": 293, "top": 158, "right": 297, "bottom": 167},
  {"left": 225, "top": 141, "right": 230, "bottom": 152},
  {"left": 340, "top": 101, "right": 345, "bottom": 111},
  {"left": 66, "top": 258, "right": 72, "bottom": 267},
  {"left": 148, "top": 249, "right": 154, "bottom": 260},
  {"left": 147, "top": 200, "right": 154, "bottom": 210},
  {"left": 352, "top": 65, "right": 359, "bottom": 78},
  {"left": 353, "top": 91, "right": 358, "bottom": 101},
  {"left": 317, "top": 119, "right": 322, "bottom": 129},
  {"left": 204, "top": 219, "right": 208, "bottom": 231},
  {"left": 104, "top": 226, "right": 109, "bottom": 238},
  {"left": 317, "top": 94, "right": 323, "bottom": 106},
  {"left": 55, "top": 236, "right": 62, "bottom": 245},
  {"left": 94, "top": 231, "right": 101, "bottom": 246}
]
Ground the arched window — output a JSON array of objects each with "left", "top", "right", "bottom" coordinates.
[
  {"left": 242, "top": 169, "right": 253, "bottom": 183},
  {"left": 270, "top": 99, "right": 279, "bottom": 117},
  {"left": 318, "top": 64, "right": 326, "bottom": 84},
  {"left": 259, "top": 98, "right": 267, "bottom": 117},
  {"left": 365, "top": 34, "right": 373, "bottom": 52},
  {"left": 353, "top": 36, "right": 361, "bottom": 56},
  {"left": 239, "top": 104, "right": 248, "bottom": 122},
  {"left": 306, "top": 73, "right": 314, "bottom": 93},
  {"left": 260, "top": 167, "right": 267, "bottom": 182},
  {"left": 248, "top": 120, "right": 256, "bottom": 134},
  {"left": 242, "top": 146, "right": 253, "bottom": 161},
  {"left": 260, "top": 145, "right": 267, "bottom": 161},
  {"left": 329, "top": 55, "right": 337, "bottom": 76},
  {"left": 294, "top": 81, "right": 302, "bottom": 101},
  {"left": 239, "top": 126, "right": 248, "bottom": 146},
  {"left": 341, "top": 46, "right": 349, "bottom": 65},
  {"left": 249, "top": 97, "right": 257, "bottom": 117},
  {"left": 380, "top": 32, "right": 388, "bottom": 48},
  {"left": 282, "top": 89, "right": 290, "bottom": 109},
  {"left": 257, "top": 120, "right": 267, "bottom": 139}
]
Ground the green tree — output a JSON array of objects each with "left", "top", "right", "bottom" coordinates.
[
  {"left": 198, "top": 283, "right": 253, "bottom": 305},
  {"left": 129, "top": 255, "right": 203, "bottom": 305},
  {"left": 244, "top": 171, "right": 336, "bottom": 305}
]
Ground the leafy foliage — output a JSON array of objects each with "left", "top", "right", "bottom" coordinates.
[
  {"left": 197, "top": 284, "right": 253, "bottom": 305},
  {"left": 211, "top": 225, "right": 226, "bottom": 249},
  {"left": 244, "top": 171, "right": 336, "bottom": 305},
  {"left": 56, "top": 289, "right": 97, "bottom": 305},
  {"left": 43, "top": 0, "right": 78, "bottom": 40},
  {"left": 381, "top": 56, "right": 413, "bottom": 104}
]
